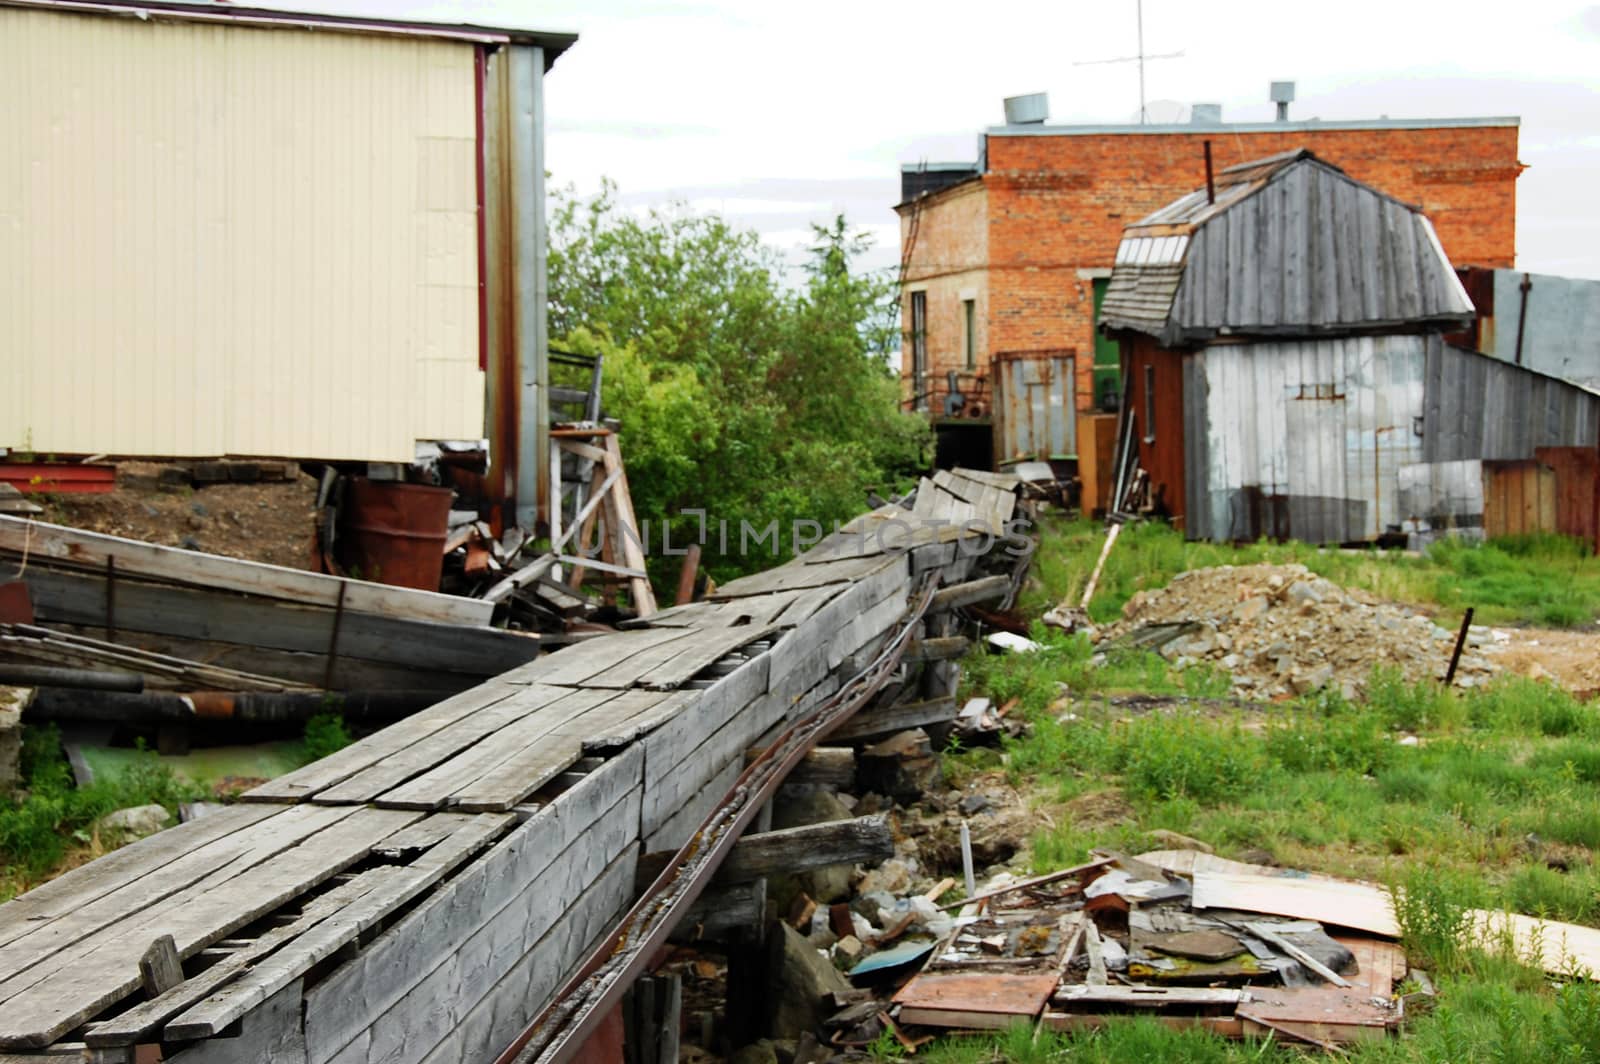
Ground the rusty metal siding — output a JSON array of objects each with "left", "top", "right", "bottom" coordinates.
[
  {"left": 1421, "top": 337, "right": 1600, "bottom": 463},
  {"left": 993, "top": 352, "right": 1075, "bottom": 464},
  {"left": 1194, "top": 335, "right": 1427, "bottom": 543},
  {"left": 0, "top": 9, "right": 483, "bottom": 462}
]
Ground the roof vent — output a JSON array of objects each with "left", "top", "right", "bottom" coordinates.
[
  {"left": 1270, "top": 80, "right": 1295, "bottom": 122},
  {"left": 1191, "top": 103, "right": 1222, "bottom": 125},
  {"left": 1003, "top": 93, "right": 1049, "bottom": 125}
]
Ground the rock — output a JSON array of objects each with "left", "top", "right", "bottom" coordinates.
[
  {"left": 767, "top": 923, "right": 850, "bottom": 1041},
  {"left": 1291, "top": 664, "right": 1334, "bottom": 694},
  {"left": 958, "top": 794, "right": 991, "bottom": 816},
  {"left": 856, "top": 858, "right": 913, "bottom": 897},
  {"left": 1146, "top": 829, "right": 1212, "bottom": 854},
  {"left": 773, "top": 788, "right": 856, "bottom": 903},
  {"left": 96, "top": 804, "right": 172, "bottom": 838},
  {"left": 833, "top": 935, "right": 862, "bottom": 960},
  {"left": 728, "top": 1042, "right": 779, "bottom": 1064},
  {"left": 1233, "top": 596, "right": 1269, "bottom": 623}
]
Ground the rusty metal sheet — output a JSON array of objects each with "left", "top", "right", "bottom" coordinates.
[
  {"left": 994, "top": 351, "right": 1075, "bottom": 465},
  {"left": 0, "top": 464, "right": 115, "bottom": 494},
  {"left": 892, "top": 972, "right": 1059, "bottom": 1028}
]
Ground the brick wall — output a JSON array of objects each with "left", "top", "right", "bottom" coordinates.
[
  {"left": 900, "top": 122, "right": 1521, "bottom": 417},
  {"left": 900, "top": 179, "right": 989, "bottom": 416}
]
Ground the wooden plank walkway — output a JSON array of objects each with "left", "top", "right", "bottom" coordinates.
[{"left": 0, "top": 469, "right": 1021, "bottom": 1063}]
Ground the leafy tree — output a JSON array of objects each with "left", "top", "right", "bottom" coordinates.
[{"left": 547, "top": 182, "right": 929, "bottom": 583}]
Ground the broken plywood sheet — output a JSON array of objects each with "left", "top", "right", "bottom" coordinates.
[
  {"left": 1235, "top": 936, "right": 1403, "bottom": 1045},
  {"left": 1468, "top": 910, "right": 1600, "bottom": 978},
  {"left": 892, "top": 972, "right": 1059, "bottom": 1030},
  {"left": 1191, "top": 870, "right": 1399, "bottom": 938}
]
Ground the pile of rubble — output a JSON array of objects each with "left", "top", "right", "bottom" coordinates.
[{"left": 1096, "top": 563, "right": 1501, "bottom": 700}]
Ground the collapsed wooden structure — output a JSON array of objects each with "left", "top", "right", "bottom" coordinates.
[
  {"left": 0, "top": 469, "right": 1023, "bottom": 1063},
  {"left": 0, "top": 516, "right": 539, "bottom": 694}
]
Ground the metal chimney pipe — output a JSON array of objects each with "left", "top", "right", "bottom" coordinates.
[{"left": 1204, "top": 141, "right": 1215, "bottom": 204}]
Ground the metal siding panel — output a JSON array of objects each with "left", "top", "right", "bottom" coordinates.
[{"left": 0, "top": 10, "right": 482, "bottom": 461}]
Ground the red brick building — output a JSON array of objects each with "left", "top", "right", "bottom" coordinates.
[{"left": 897, "top": 113, "right": 1523, "bottom": 467}]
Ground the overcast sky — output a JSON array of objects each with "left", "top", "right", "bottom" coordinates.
[{"left": 365, "top": 0, "right": 1599, "bottom": 280}]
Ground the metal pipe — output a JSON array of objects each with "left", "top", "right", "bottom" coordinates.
[
  {"left": 1444, "top": 607, "right": 1475, "bottom": 686},
  {"left": 0, "top": 665, "right": 142, "bottom": 692},
  {"left": 24, "top": 688, "right": 439, "bottom": 724},
  {"left": 1514, "top": 273, "right": 1532, "bottom": 366},
  {"left": 1203, "top": 141, "right": 1215, "bottom": 205}
]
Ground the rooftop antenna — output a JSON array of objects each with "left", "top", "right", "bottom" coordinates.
[{"left": 1074, "top": 0, "right": 1183, "bottom": 124}]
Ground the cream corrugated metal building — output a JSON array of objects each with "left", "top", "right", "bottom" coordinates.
[{"left": 1, "top": 0, "right": 571, "bottom": 490}]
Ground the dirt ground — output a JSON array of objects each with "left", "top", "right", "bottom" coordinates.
[
  {"left": 33, "top": 461, "right": 319, "bottom": 570},
  {"left": 1493, "top": 627, "right": 1600, "bottom": 699}
]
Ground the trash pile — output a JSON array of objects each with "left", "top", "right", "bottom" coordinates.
[
  {"left": 1096, "top": 564, "right": 1502, "bottom": 699},
  {"left": 801, "top": 848, "right": 1419, "bottom": 1054}
]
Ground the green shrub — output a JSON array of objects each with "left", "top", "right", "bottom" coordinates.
[
  {"left": 1111, "top": 715, "right": 1270, "bottom": 804},
  {"left": 302, "top": 712, "right": 353, "bottom": 763}
]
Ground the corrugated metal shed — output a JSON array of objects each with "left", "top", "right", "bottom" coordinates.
[{"left": 1100, "top": 150, "right": 1474, "bottom": 346}]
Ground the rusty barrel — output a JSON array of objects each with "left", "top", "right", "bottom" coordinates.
[{"left": 340, "top": 478, "right": 453, "bottom": 590}]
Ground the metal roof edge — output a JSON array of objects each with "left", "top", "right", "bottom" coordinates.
[
  {"left": 984, "top": 116, "right": 1521, "bottom": 136},
  {"left": 0, "top": 0, "right": 579, "bottom": 58}
]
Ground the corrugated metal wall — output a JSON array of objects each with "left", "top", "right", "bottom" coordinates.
[
  {"left": 0, "top": 9, "right": 483, "bottom": 462},
  {"left": 1189, "top": 335, "right": 1427, "bottom": 543}
]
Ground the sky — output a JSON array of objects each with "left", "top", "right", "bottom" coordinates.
[{"left": 346, "top": 0, "right": 1598, "bottom": 280}]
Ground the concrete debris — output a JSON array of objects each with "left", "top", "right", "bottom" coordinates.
[
  {"left": 1100, "top": 563, "right": 1501, "bottom": 698},
  {"left": 95, "top": 803, "right": 173, "bottom": 838}
]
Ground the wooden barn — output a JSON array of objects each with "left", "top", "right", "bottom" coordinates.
[{"left": 1099, "top": 149, "right": 1600, "bottom": 546}]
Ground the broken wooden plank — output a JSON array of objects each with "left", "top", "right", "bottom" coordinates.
[
  {"left": 0, "top": 804, "right": 279, "bottom": 951},
  {"left": 372, "top": 688, "right": 617, "bottom": 810},
  {"left": 22, "top": 568, "right": 537, "bottom": 679},
  {"left": 241, "top": 681, "right": 523, "bottom": 802},
  {"left": 826, "top": 697, "right": 957, "bottom": 743},
  {"left": 634, "top": 815, "right": 893, "bottom": 888},
  {"left": 82, "top": 871, "right": 390, "bottom": 1047},
  {"left": 0, "top": 808, "right": 422, "bottom": 1049},
  {"left": 313, "top": 684, "right": 575, "bottom": 805},
  {"left": 159, "top": 813, "right": 514, "bottom": 1041},
  {"left": 0, "top": 516, "right": 490, "bottom": 627}
]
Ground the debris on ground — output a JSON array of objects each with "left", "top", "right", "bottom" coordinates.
[{"left": 1097, "top": 563, "right": 1502, "bottom": 699}]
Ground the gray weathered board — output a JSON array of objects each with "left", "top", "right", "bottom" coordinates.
[{"left": 0, "top": 470, "right": 1022, "bottom": 1062}]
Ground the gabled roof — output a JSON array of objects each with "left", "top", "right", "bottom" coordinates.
[{"left": 1100, "top": 149, "right": 1475, "bottom": 347}]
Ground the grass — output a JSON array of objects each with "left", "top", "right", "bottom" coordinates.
[
  {"left": 929, "top": 521, "right": 1600, "bottom": 1062},
  {"left": 1025, "top": 517, "right": 1600, "bottom": 629},
  {"left": 0, "top": 725, "right": 205, "bottom": 900}
]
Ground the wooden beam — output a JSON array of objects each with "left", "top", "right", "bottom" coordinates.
[
  {"left": 826, "top": 697, "right": 957, "bottom": 743},
  {"left": 929, "top": 575, "right": 1011, "bottom": 612},
  {"left": 635, "top": 815, "right": 893, "bottom": 888}
]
